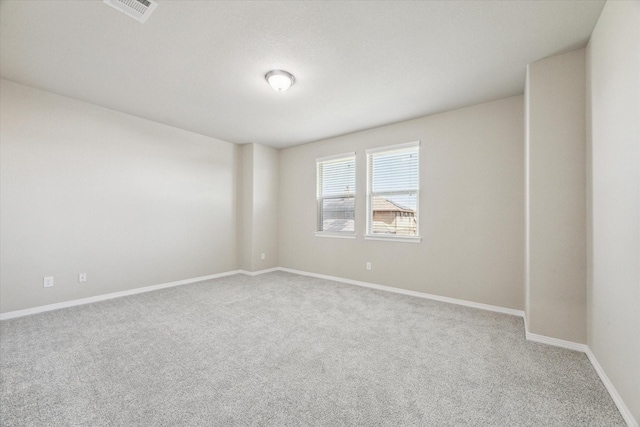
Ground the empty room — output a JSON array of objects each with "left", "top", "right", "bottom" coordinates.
[{"left": 1, "top": 0, "right": 638, "bottom": 425}]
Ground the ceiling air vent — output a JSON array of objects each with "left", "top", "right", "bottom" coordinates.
[{"left": 104, "top": 0, "right": 158, "bottom": 24}]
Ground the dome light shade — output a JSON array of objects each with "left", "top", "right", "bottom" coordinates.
[{"left": 265, "top": 70, "right": 295, "bottom": 91}]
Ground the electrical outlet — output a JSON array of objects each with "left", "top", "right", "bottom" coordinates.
[
  {"left": 79, "top": 273, "right": 87, "bottom": 283},
  {"left": 261, "top": 253, "right": 266, "bottom": 260},
  {"left": 366, "top": 262, "right": 372, "bottom": 271},
  {"left": 43, "top": 276, "right": 54, "bottom": 288}
]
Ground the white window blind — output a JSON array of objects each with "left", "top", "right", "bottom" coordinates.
[
  {"left": 366, "top": 142, "right": 419, "bottom": 239},
  {"left": 316, "top": 153, "right": 356, "bottom": 235}
]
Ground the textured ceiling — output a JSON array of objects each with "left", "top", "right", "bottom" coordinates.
[{"left": 0, "top": 0, "right": 605, "bottom": 149}]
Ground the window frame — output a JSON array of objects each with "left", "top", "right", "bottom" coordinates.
[
  {"left": 315, "top": 152, "right": 357, "bottom": 239},
  {"left": 365, "top": 141, "right": 421, "bottom": 243}
]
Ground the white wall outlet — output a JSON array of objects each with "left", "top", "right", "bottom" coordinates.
[
  {"left": 366, "top": 262, "right": 372, "bottom": 271},
  {"left": 79, "top": 273, "right": 87, "bottom": 283},
  {"left": 43, "top": 276, "right": 54, "bottom": 288},
  {"left": 261, "top": 253, "right": 266, "bottom": 260}
]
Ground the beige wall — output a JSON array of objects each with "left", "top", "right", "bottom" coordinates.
[
  {"left": 0, "top": 80, "right": 240, "bottom": 313},
  {"left": 252, "top": 144, "right": 279, "bottom": 270},
  {"left": 586, "top": 0, "right": 640, "bottom": 423},
  {"left": 240, "top": 144, "right": 254, "bottom": 271},
  {"left": 239, "top": 143, "right": 280, "bottom": 272},
  {"left": 525, "top": 49, "right": 586, "bottom": 343},
  {"left": 279, "top": 96, "right": 525, "bottom": 310}
]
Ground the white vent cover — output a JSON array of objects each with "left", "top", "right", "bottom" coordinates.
[{"left": 104, "top": 0, "right": 158, "bottom": 23}]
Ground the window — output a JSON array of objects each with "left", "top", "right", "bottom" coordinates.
[
  {"left": 366, "top": 141, "right": 420, "bottom": 241},
  {"left": 316, "top": 153, "right": 356, "bottom": 237}
]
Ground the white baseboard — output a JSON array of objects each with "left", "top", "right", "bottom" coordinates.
[
  {"left": 521, "top": 311, "right": 589, "bottom": 353},
  {"left": 277, "top": 267, "right": 525, "bottom": 317},
  {"left": 521, "top": 310, "right": 588, "bottom": 352},
  {"left": 239, "top": 267, "right": 279, "bottom": 277},
  {"left": 586, "top": 349, "right": 639, "bottom": 427},
  {"left": 0, "top": 270, "right": 241, "bottom": 321},
  {"left": 524, "top": 330, "right": 589, "bottom": 353}
]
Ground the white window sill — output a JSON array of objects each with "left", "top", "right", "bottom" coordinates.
[
  {"left": 315, "top": 232, "right": 357, "bottom": 239},
  {"left": 364, "top": 235, "right": 422, "bottom": 243}
]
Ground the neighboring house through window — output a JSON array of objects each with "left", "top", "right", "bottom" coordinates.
[
  {"left": 366, "top": 142, "right": 420, "bottom": 241},
  {"left": 316, "top": 153, "right": 356, "bottom": 237}
]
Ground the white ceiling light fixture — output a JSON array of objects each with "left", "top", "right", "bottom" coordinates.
[{"left": 265, "top": 70, "right": 295, "bottom": 92}]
